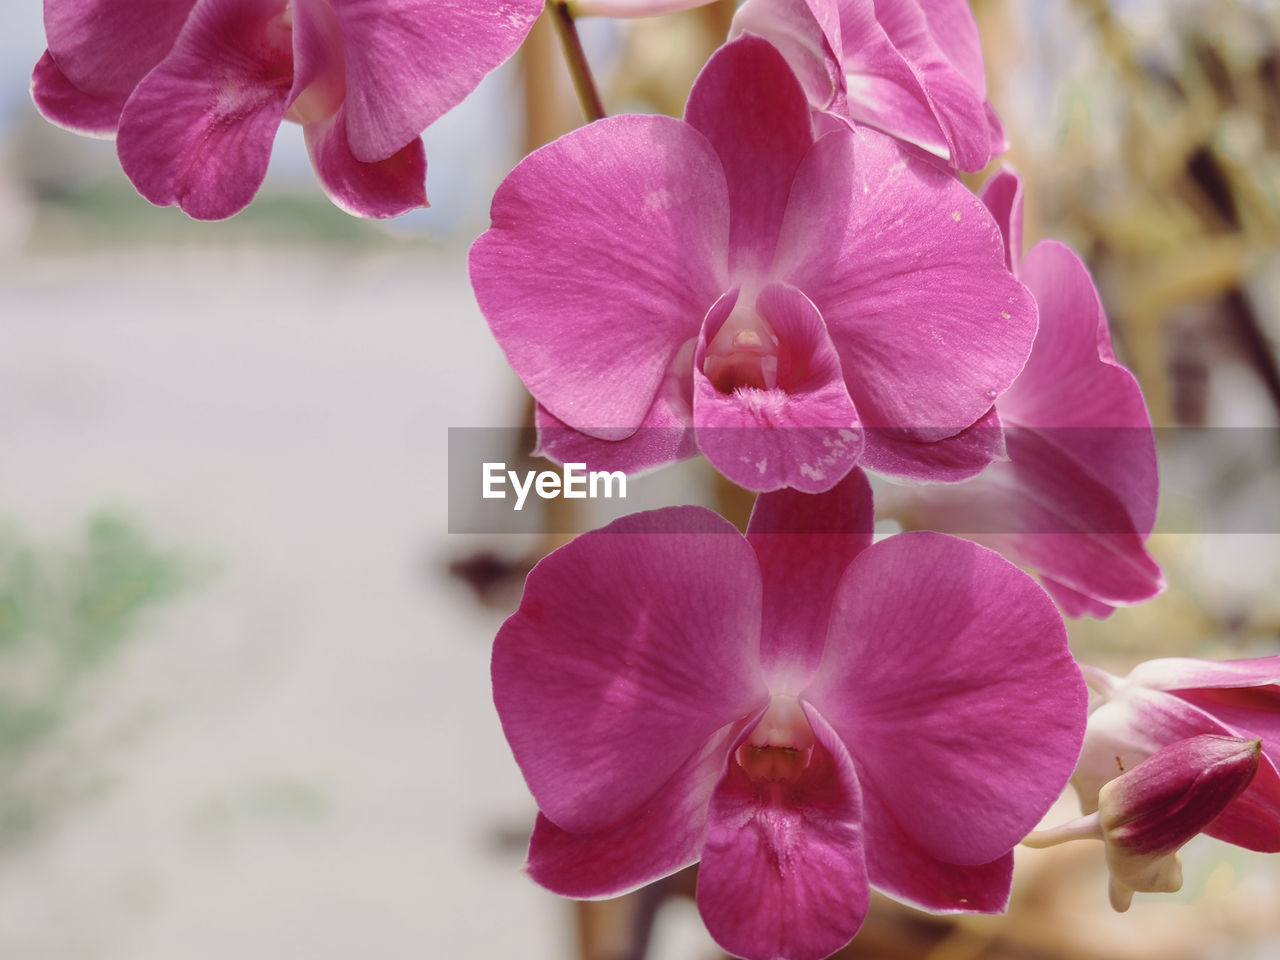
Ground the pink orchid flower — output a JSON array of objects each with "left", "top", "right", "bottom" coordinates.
[
  {"left": 492, "top": 469, "right": 1087, "bottom": 960},
  {"left": 1026, "top": 733, "right": 1263, "bottom": 912},
  {"left": 732, "top": 0, "right": 1006, "bottom": 172},
  {"left": 1073, "top": 657, "right": 1280, "bottom": 857},
  {"left": 31, "top": 0, "right": 543, "bottom": 219},
  {"left": 900, "top": 169, "right": 1163, "bottom": 617},
  {"left": 470, "top": 36, "right": 1035, "bottom": 493}
]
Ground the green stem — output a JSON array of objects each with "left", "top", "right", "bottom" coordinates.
[{"left": 547, "top": 1, "right": 606, "bottom": 123}]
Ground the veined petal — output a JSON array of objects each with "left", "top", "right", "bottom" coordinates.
[
  {"left": 116, "top": 0, "right": 294, "bottom": 220},
  {"left": 533, "top": 341, "right": 698, "bottom": 475},
  {"left": 860, "top": 405, "right": 1006, "bottom": 483},
  {"left": 684, "top": 35, "right": 816, "bottom": 275},
  {"left": 774, "top": 126, "right": 1035, "bottom": 442},
  {"left": 842, "top": 0, "right": 994, "bottom": 170},
  {"left": 527, "top": 722, "right": 741, "bottom": 898},
  {"left": 330, "top": 0, "right": 543, "bottom": 162},
  {"left": 44, "top": 0, "right": 196, "bottom": 102},
  {"left": 1127, "top": 656, "right": 1280, "bottom": 693},
  {"left": 731, "top": 0, "right": 845, "bottom": 112},
  {"left": 745, "top": 468, "right": 873, "bottom": 686},
  {"left": 1042, "top": 577, "right": 1122, "bottom": 619},
  {"left": 492, "top": 507, "right": 767, "bottom": 834},
  {"left": 1004, "top": 241, "right": 1159, "bottom": 537},
  {"left": 697, "top": 704, "right": 869, "bottom": 960},
  {"left": 693, "top": 284, "right": 862, "bottom": 493},
  {"left": 303, "top": 106, "right": 427, "bottom": 218},
  {"left": 806, "top": 533, "right": 1086, "bottom": 865},
  {"left": 289, "top": 0, "right": 347, "bottom": 124},
  {"left": 31, "top": 50, "right": 124, "bottom": 137},
  {"left": 860, "top": 780, "right": 1012, "bottom": 913},
  {"left": 470, "top": 114, "right": 729, "bottom": 439},
  {"left": 979, "top": 167, "right": 1024, "bottom": 275}
]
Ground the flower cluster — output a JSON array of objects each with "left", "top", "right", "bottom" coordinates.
[
  {"left": 32, "top": 1, "right": 1280, "bottom": 958},
  {"left": 32, "top": 0, "right": 543, "bottom": 218}
]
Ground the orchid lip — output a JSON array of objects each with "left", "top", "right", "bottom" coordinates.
[
  {"left": 703, "top": 302, "right": 779, "bottom": 394},
  {"left": 735, "top": 695, "right": 816, "bottom": 782}
]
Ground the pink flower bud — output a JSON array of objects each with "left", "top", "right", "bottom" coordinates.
[{"left": 1098, "top": 734, "right": 1261, "bottom": 911}]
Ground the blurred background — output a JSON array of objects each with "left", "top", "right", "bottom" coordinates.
[{"left": 1, "top": 1, "right": 1278, "bottom": 958}]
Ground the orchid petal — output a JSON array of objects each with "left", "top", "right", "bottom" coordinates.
[
  {"left": 527, "top": 723, "right": 741, "bottom": 898},
  {"left": 860, "top": 781, "right": 1013, "bottom": 913},
  {"left": 693, "top": 284, "right": 862, "bottom": 493},
  {"left": 470, "top": 114, "right": 729, "bottom": 439},
  {"left": 1041, "top": 577, "right": 1121, "bottom": 619},
  {"left": 533, "top": 342, "right": 698, "bottom": 474},
  {"left": 860, "top": 405, "right": 1006, "bottom": 483},
  {"left": 731, "top": 0, "right": 845, "bottom": 112},
  {"left": 288, "top": 0, "right": 347, "bottom": 124},
  {"left": 1127, "top": 656, "right": 1280, "bottom": 693},
  {"left": 774, "top": 126, "right": 1035, "bottom": 443},
  {"left": 685, "top": 36, "right": 815, "bottom": 275},
  {"left": 492, "top": 507, "right": 767, "bottom": 833},
  {"left": 31, "top": 50, "right": 124, "bottom": 137},
  {"left": 978, "top": 167, "right": 1024, "bottom": 275},
  {"left": 842, "top": 0, "right": 994, "bottom": 170},
  {"left": 807, "top": 533, "right": 1085, "bottom": 864},
  {"left": 698, "top": 705, "right": 869, "bottom": 960},
  {"left": 303, "top": 106, "right": 427, "bottom": 218},
  {"left": 44, "top": 0, "right": 196, "bottom": 102},
  {"left": 116, "top": 0, "right": 293, "bottom": 220},
  {"left": 745, "top": 469, "right": 873, "bottom": 685},
  {"left": 1004, "top": 241, "right": 1159, "bottom": 536},
  {"left": 330, "top": 0, "right": 543, "bottom": 162}
]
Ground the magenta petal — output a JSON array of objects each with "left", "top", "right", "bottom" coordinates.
[
  {"left": 470, "top": 115, "right": 729, "bottom": 439},
  {"left": 303, "top": 106, "right": 427, "bottom": 218},
  {"left": 534, "top": 342, "right": 698, "bottom": 474},
  {"left": 860, "top": 781, "right": 1012, "bottom": 913},
  {"left": 692, "top": 284, "right": 862, "bottom": 493},
  {"left": 1042, "top": 577, "right": 1121, "bottom": 619},
  {"left": 730, "top": 0, "right": 845, "bottom": 111},
  {"left": 330, "top": 0, "right": 543, "bottom": 162},
  {"left": 1003, "top": 241, "right": 1159, "bottom": 537},
  {"left": 807, "top": 533, "right": 1086, "bottom": 864},
  {"left": 979, "top": 167, "right": 1024, "bottom": 275},
  {"left": 684, "top": 35, "right": 816, "bottom": 274},
  {"left": 775, "top": 126, "right": 1035, "bottom": 441},
  {"left": 116, "top": 0, "right": 294, "bottom": 220},
  {"left": 698, "top": 705, "right": 869, "bottom": 960},
  {"left": 860, "top": 405, "right": 1006, "bottom": 483},
  {"left": 1127, "top": 656, "right": 1280, "bottom": 693},
  {"left": 31, "top": 49, "right": 124, "bottom": 137},
  {"left": 840, "top": 0, "right": 992, "bottom": 170},
  {"left": 492, "top": 507, "right": 767, "bottom": 833},
  {"left": 745, "top": 469, "right": 873, "bottom": 684},
  {"left": 527, "top": 724, "right": 740, "bottom": 898},
  {"left": 44, "top": 0, "right": 196, "bottom": 101}
]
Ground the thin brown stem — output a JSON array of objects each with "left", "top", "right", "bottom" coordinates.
[{"left": 547, "top": 1, "right": 606, "bottom": 123}]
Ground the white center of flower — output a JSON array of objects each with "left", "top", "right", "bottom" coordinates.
[
  {"left": 735, "top": 695, "right": 816, "bottom": 782},
  {"left": 703, "top": 305, "right": 779, "bottom": 393}
]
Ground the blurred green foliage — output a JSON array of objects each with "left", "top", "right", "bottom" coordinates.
[{"left": 0, "top": 514, "right": 197, "bottom": 854}]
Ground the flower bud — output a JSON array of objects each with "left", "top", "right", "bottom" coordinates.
[{"left": 1098, "top": 734, "right": 1261, "bottom": 911}]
